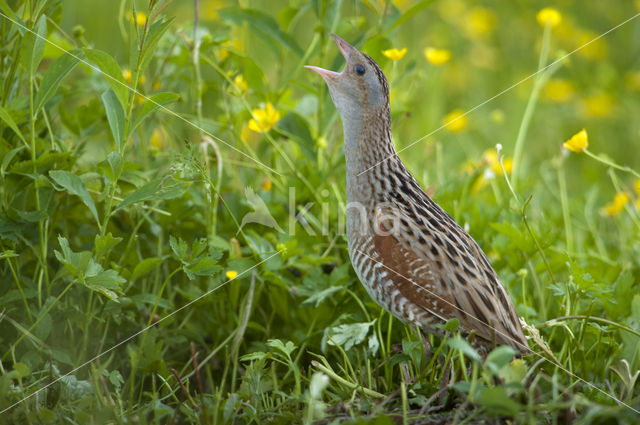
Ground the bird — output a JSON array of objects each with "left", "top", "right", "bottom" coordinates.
[{"left": 306, "top": 34, "right": 529, "bottom": 354}]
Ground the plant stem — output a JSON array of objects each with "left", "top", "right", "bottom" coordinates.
[
  {"left": 584, "top": 149, "right": 640, "bottom": 179},
  {"left": 512, "top": 24, "right": 552, "bottom": 189}
]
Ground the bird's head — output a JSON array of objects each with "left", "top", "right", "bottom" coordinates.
[{"left": 306, "top": 34, "right": 389, "bottom": 125}]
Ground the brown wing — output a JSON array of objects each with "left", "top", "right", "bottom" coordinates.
[{"left": 371, "top": 204, "right": 528, "bottom": 353}]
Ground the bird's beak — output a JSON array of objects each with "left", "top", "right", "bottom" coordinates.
[
  {"left": 304, "top": 34, "right": 355, "bottom": 82},
  {"left": 304, "top": 65, "right": 339, "bottom": 81}
]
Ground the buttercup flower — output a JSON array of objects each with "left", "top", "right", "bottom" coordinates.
[
  {"left": 248, "top": 102, "right": 280, "bottom": 133},
  {"left": 536, "top": 7, "right": 562, "bottom": 28},
  {"left": 544, "top": 79, "right": 575, "bottom": 103},
  {"left": 234, "top": 74, "right": 248, "bottom": 92},
  {"left": 443, "top": 109, "right": 467, "bottom": 132},
  {"left": 582, "top": 93, "right": 613, "bottom": 117},
  {"left": 261, "top": 177, "right": 272, "bottom": 191},
  {"left": 127, "top": 11, "right": 147, "bottom": 26},
  {"left": 122, "top": 69, "right": 145, "bottom": 85},
  {"left": 424, "top": 47, "right": 451, "bottom": 66},
  {"left": 577, "top": 31, "right": 607, "bottom": 60},
  {"left": 226, "top": 270, "right": 238, "bottom": 280},
  {"left": 563, "top": 129, "right": 588, "bottom": 153},
  {"left": 382, "top": 48, "right": 407, "bottom": 61},
  {"left": 150, "top": 127, "right": 167, "bottom": 150},
  {"left": 634, "top": 179, "right": 640, "bottom": 195},
  {"left": 604, "top": 192, "right": 629, "bottom": 216},
  {"left": 465, "top": 8, "right": 496, "bottom": 39},
  {"left": 484, "top": 149, "right": 513, "bottom": 175},
  {"left": 471, "top": 150, "right": 514, "bottom": 193}
]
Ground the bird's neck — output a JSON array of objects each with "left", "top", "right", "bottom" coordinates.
[{"left": 341, "top": 104, "right": 398, "bottom": 203}]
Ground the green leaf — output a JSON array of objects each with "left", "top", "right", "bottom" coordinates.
[
  {"left": 325, "top": 321, "right": 375, "bottom": 351},
  {"left": 138, "top": 18, "right": 174, "bottom": 75},
  {"left": 475, "top": 386, "right": 520, "bottom": 416},
  {"left": 84, "top": 48, "right": 129, "bottom": 109},
  {"left": 13, "top": 362, "right": 31, "bottom": 378},
  {"left": 114, "top": 178, "right": 162, "bottom": 211},
  {"left": 267, "top": 339, "right": 297, "bottom": 357},
  {"left": 94, "top": 233, "right": 122, "bottom": 259},
  {"left": 445, "top": 317, "right": 460, "bottom": 332},
  {"left": 447, "top": 336, "right": 482, "bottom": 363},
  {"left": 484, "top": 345, "right": 516, "bottom": 375},
  {"left": 1, "top": 146, "right": 26, "bottom": 179},
  {"left": 219, "top": 8, "right": 303, "bottom": 57},
  {"left": 185, "top": 257, "right": 221, "bottom": 278},
  {"left": 34, "top": 51, "right": 81, "bottom": 114},
  {"left": 54, "top": 236, "right": 94, "bottom": 277},
  {"left": 21, "top": 14, "right": 47, "bottom": 75},
  {"left": 277, "top": 112, "right": 315, "bottom": 159},
  {"left": 115, "top": 178, "right": 189, "bottom": 211},
  {"left": 107, "top": 151, "right": 122, "bottom": 180},
  {"left": 499, "top": 358, "right": 527, "bottom": 384},
  {"left": 131, "top": 258, "right": 163, "bottom": 281},
  {"left": 386, "top": 0, "right": 436, "bottom": 32},
  {"left": 240, "top": 352, "right": 268, "bottom": 362},
  {"left": 130, "top": 92, "right": 179, "bottom": 133},
  {"left": 170, "top": 236, "right": 188, "bottom": 262},
  {"left": 86, "top": 269, "right": 125, "bottom": 290},
  {"left": 49, "top": 170, "right": 100, "bottom": 225},
  {"left": 0, "top": 107, "right": 27, "bottom": 146},
  {"left": 101, "top": 89, "right": 125, "bottom": 151}
]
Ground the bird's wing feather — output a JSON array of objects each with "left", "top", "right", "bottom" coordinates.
[{"left": 372, "top": 202, "right": 528, "bottom": 352}]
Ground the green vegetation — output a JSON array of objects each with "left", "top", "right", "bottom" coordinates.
[{"left": 1, "top": 0, "right": 639, "bottom": 423}]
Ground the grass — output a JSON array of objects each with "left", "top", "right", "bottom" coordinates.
[{"left": 1, "top": 0, "right": 640, "bottom": 423}]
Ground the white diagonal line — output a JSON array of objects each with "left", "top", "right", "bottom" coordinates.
[
  {"left": 355, "top": 248, "right": 640, "bottom": 415},
  {"left": 0, "top": 250, "right": 282, "bottom": 414},
  {"left": 0, "top": 11, "right": 282, "bottom": 177},
  {"left": 357, "top": 11, "right": 640, "bottom": 177}
]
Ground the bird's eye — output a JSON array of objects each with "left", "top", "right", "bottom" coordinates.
[{"left": 354, "top": 64, "right": 366, "bottom": 76}]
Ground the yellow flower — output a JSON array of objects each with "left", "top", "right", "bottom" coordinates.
[
  {"left": 261, "top": 177, "right": 272, "bottom": 191},
  {"left": 216, "top": 48, "right": 229, "bottom": 62},
  {"left": 483, "top": 149, "right": 513, "bottom": 175},
  {"left": 122, "top": 69, "right": 145, "bottom": 85},
  {"left": 544, "top": 79, "right": 575, "bottom": 103},
  {"left": 150, "top": 127, "right": 167, "bottom": 150},
  {"left": 127, "top": 11, "right": 147, "bottom": 26},
  {"left": 637, "top": 198, "right": 640, "bottom": 211},
  {"left": 604, "top": 192, "right": 629, "bottom": 216},
  {"left": 424, "top": 47, "right": 451, "bottom": 66},
  {"left": 471, "top": 172, "right": 490, "bottom": 194},
  {"left": 582, "top": 93, "right": 613, "bottom": 117},
  {"left": 152, "top": 80, "right": 162, "bottom": 91},
  {"left": 248, "top": 102, "right": 280, "bottom": 133},
  {"left": 577, "top": 31, "right": 607, "bottom": 60},
  {"left": 634, "top": 179, "right": 640, "bottom": 195},
  {"left": 226, "top": 270, "right": 238, "bottom": 280},
  {"left": 563, "top": 129, "right": 588, "bottom": 153},
  {"left": 316, "top": 136, "right": 328, "bottom": 149},
  {"left": 625, "top": 71, "right": 640, "bottom": 91},
  {"left": 382, "top": 48, "right": 407, "bottom": 61},
  {"left": 490, "top": 109, "right": 504, "bottom": 124},
  {"left": 443, "top": 109, "right": 467, "bottom": 132},
  {"left": 233, "top": 74, "right": 248, "bottom": 92},
  {"left": 536, "top": 8, "right": 562, "bottom": 29},
  {"left": 438, "top": 0, "right": 467, "bottom": 23},
  {"left": 465, "top": 8, "right": 496, "bottom": 39}
]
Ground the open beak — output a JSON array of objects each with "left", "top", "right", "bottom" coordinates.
[{"left": 304, "top": 34, "right": 355, "bottom": 81}]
